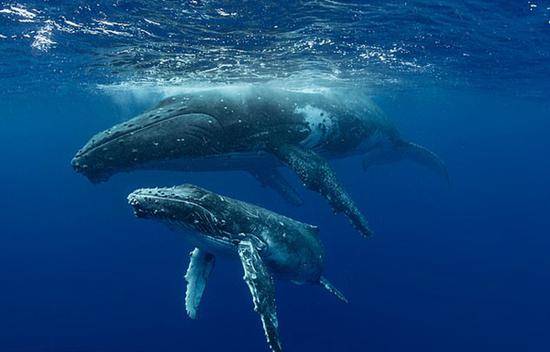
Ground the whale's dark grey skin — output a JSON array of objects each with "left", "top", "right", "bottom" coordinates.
[
  {"left": 127, "top": 184, "right": 347, "bottom": 352},
  {"left": 73, "top": 86, "right": 448, "bottom": 237}
]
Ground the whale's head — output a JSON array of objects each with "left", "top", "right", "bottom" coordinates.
[
  {"left": 127, "top": 184, "right": 238, "bottom": 249},
  {"left": 71, "top": 103, "right": 223, "bottom": 183}
]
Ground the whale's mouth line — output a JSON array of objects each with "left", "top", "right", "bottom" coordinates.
[
  {"left": 129, "top": 192, "right": 237, "bottom": 247},
  {"left": 129, "top": 193, "right": 222, "bottom": 230},
  {"left": 75, "top": 111, "right": 216, "bottom": 158},
  {"left": 167, "top": 219, "right": 237, "bottom": 247}
]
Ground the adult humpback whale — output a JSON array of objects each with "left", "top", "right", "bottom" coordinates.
[
  {"left": 127, "top": 184, "right": 347, "bottom": 352},
  {"left": 73, "top": 86, "right": 448, "bottom": 237}
]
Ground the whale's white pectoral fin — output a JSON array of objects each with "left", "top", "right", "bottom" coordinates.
[
  {"left": 248, "top": 167, "right": 303, "bottom": 206},
  {"left": 269, "top": 143, "right": 373, "bottom": 237},
  {"left": 238, "top": 240, "right": 282, "bottom": 352},
  {"left": 184, "top": 248, "right": 215, "bottom": 319},
  {"left": 363, "top": 140, "right": 449, "bottom": 185},
  {"left": 319, "top": 276, "right": 348, "bottom": 304}
]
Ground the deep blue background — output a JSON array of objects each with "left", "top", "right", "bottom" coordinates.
[
  {"left": 1, "top": 87, "right": 549, "bottom": 351},
  {"left": 1, "top": 0, "right": 550, "bottom": 350}
]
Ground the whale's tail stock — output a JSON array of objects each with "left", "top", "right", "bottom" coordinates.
[{"left": 363, "top": 139, "right": 449, "bottom": 185}]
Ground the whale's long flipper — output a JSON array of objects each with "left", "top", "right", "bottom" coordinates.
[
  {"left": 248, "top": 167, "right": 303, "bottom": 206},
  {"left": 363, "top": 140, "right": 449, "bottom": 184},
  {"left": 319, "top": 276, "right": 348, "bottom": 303},
  {"left": 184, "top": 248, "right": 215, "bottom": 319},
  {"left": 238, "top": 240, "right": 282, "bottom": 352},
  {"left": 269, "top": 143, "right": 372, "bottom": 237}
]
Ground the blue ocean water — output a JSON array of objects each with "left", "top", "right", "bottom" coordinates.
[{"left": 1, "top": 1, "right": 549, "bottom": 351}]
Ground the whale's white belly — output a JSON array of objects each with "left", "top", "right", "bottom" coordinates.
[{"left": 296, "top": 104, "right": 335, "bottom": 150}]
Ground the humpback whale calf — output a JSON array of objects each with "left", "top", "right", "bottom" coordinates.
[
  {"left": 127, "top": 184, "right": 347, "bottom": 352},
  {"left": 73, "top": 86, "right": 448, "bottom": 237}
]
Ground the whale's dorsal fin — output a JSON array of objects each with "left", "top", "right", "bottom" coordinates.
[
  {"left": 319, "top": 276, "right": 348, "bottom": 303},
  {"left": 268, "top": 143, "right": 373, "bottom": 237},
  {"left": 238, "top": 240, "right": 282, "bottom": 352},
  {"left": 248, "top": 167, "right": 303, "bottom": 206},
  {"left": 184, "top": 248, "right": 215, "bottom": 319}
]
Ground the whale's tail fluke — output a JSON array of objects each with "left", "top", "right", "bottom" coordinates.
[{"left": 363, "top": 140, "right": 449, "bottom": 185}]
